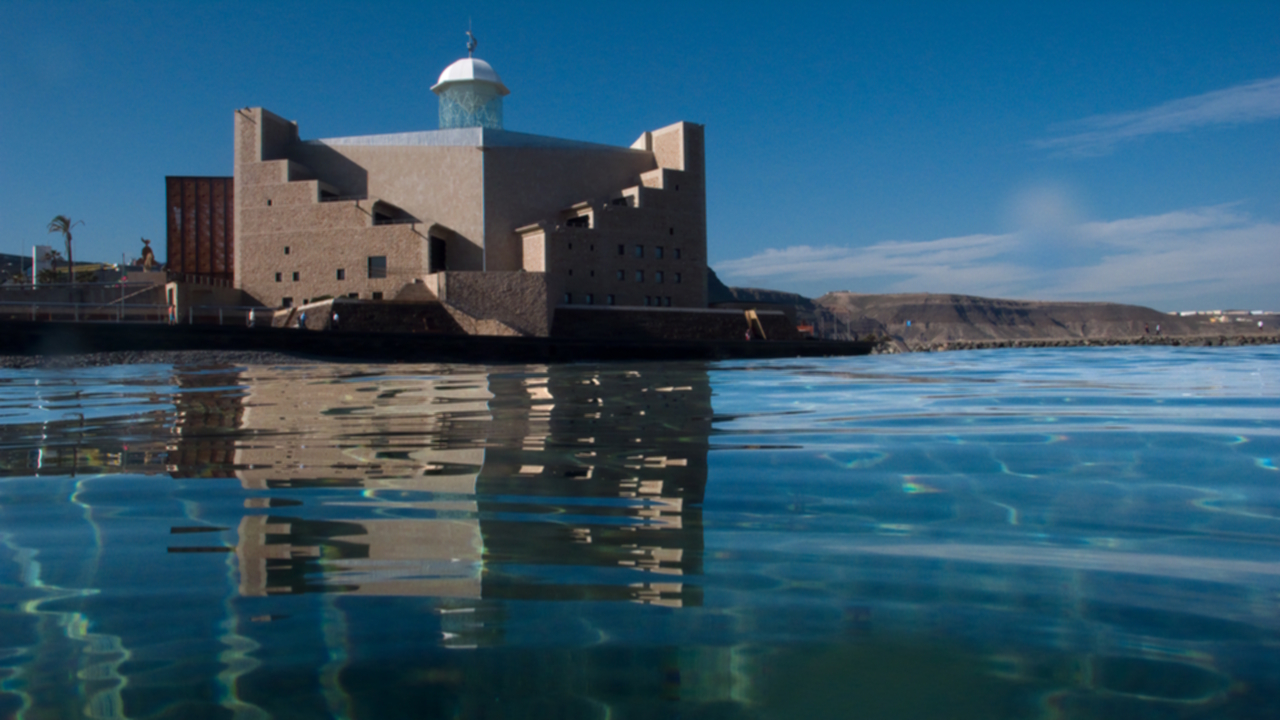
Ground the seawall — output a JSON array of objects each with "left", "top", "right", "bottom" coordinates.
[{"left": 0, "top": 320, "right": 873, "bottom": 364}]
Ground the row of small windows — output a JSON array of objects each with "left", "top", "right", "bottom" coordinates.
[
  {"left": 621, "top": 270, "right": 680, "bottom": 284},
  {"left": 564, "top": 269, "right": 683, "bottom": 283},
  {"left": 561, "top": 293, "right": 674, "bottom": 306},
  {"left": 619, "top": 244, "right": 680, "bottom": 259},
  {"left": 274, "top": 257, "right": 386, "bottom": 282},
  {"left": 562, "top": 243, "right": 682, "bottom": 261},
  {"left": 281, "top": 291, "right": 382, "bottom": 308}
]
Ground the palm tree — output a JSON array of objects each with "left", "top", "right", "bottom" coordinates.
[
  {"left": 47, "top": 215, "right": 83, "bottom": 294},
  {"left": 41, "top": 249, "right": 64, "bottom": 284}
]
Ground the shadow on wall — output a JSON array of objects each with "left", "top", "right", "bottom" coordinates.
[{"left": 291, "top": 144, "right": 371, "bottom": 199}]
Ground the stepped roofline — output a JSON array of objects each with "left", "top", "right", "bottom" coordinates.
[{"left": 312, "top": 127, "right": 651, "bottom": 153}]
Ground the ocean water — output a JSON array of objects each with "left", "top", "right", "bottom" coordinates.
[{"left": 0, "top": 345, "right": 1277, "bottom": 719}]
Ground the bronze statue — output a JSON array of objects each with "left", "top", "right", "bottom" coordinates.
[{"left": 140, "top": 238, "right": 156, "bottom": 271}]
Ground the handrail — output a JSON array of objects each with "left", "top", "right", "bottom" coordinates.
[
  {"left": 0, "top": 300, "right": 168, "bottom": 323},
  {"left": 0, "top": 280, "right": 163, "bottom": 291},
  {"left": 0, "top": 301, "right": 167, "bottom": 309}
]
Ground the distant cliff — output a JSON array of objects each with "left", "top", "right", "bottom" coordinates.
[
  {"left": 817, "top": 292, "right": 1277, "bottom": 351},
  {"left": 707, "top": 269, "right": 1276, "bottom": 350}
]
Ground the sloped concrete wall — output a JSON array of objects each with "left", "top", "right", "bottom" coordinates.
[{"left": 434, "top": 271, "right": 555, "bottom": 337}]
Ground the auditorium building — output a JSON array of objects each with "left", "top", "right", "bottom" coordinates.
[
  {"left": 165, "top": 46, "right": 801, "bottom": 339},
  {"left": 227, "top": 49, "right": 708, "bottom": 336}
]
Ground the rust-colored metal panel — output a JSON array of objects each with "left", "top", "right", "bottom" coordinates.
[
  {"left": 182, "top": 180, "right": 197, "bottom": 276},
  {"left": 197, "top": 179, "right": 212, "bottom": 275},
  {"left": 166, "top": 176, "right": 234, "bottom": 283},
  {"left": 225, "top": 182, "right": 234, "bottom": 280},
  {"left": 166, "top": 177, "right": 183, "bottom": 273},
  {"left": 211, "top": 181, "right": 226, "bottom": 276}
]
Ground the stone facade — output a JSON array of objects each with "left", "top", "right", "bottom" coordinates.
[
  {"left": 518, "top": 123, "right": 708, "bottom": 310},
  {"left": 232, "top": 105, "right": 708, "bottom": 335}
]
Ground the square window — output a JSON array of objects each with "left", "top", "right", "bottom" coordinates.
[
  {"left": 292, "top": 271, "right": 299, "bottom": 282},
  {"left": 568, "top": 242, "right": 573, "bottom": 250},
  {"left": 372, "top": 291, "right": 383, "bottom": 300},
  {"left": 347, "top": 293, "right": 358, "bottom": 299},
  {"left": 590, "top": 270, "right": 595, "bottom": 277},
  {"left": 336, "top": 268, "right": 345, "bottom": 280},
  {"left": 607, "top": 294, "right": 615, "bottom": 305},
  {"left": 669, "top": 227, "right": 674, "bottom": 235},
  {"left": 655, "top": 246, "right": 664, "bottom": 259},
  {"left": 633, "top": 245, "right": 644, "bottom": 258},
  {"left": 282, "top": 297, "right": 293, "bottom": 308},
  {"left": 585, "top": 293, "right": 594, "bottom": 305},
  {"left": 617, "top": 244, "right": 625, "bottom": 255},
  {"left": 644, "top": 296, "right": 651, "bottom": 306},
  {"left": 635, "top": 270, "right": 644, "bottom": 283},
  {"left": 675, "top": 272, "right": 682, "bottom": 284},
  {"left": 665, "top": 297, "right": 672, "bottom": 307},
  {"left": 367, "top": 256, "right": 387, "bottom": 279},
  {"left": 655, "top": 271, "right": 664, "bottom": 284},
  {"left": 616, "top": 270, "right": 624, "bottom": 280},
  {"left": 568, "top": 269, "right": 573, "bottom": 276},
  {"left": 563, "top": 292, "right": 572, "bottom": 304},
  {"left": 674, "top": 249, "right": 682, "bottom": 259},
  {"left": 275, "top": 272, "right": 282, "bottom": 282},
  {"left": 284, "top": 246, "right": 290, "bottom": 255}
]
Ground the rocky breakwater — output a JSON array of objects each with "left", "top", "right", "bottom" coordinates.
[{"left": 897, "top": 333, "right": 1280, "bottom": 353}]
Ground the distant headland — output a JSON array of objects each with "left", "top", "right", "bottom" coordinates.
[{"left": 709, "top": 271, "right": 1279, "bottom": 354}]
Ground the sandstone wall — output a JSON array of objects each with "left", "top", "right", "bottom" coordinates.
[{"left": 433, "top": 271, "right": 555, "bottom": 337}]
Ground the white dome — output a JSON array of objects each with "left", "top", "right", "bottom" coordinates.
[{"left": 432, "top": 57, "right": 510, "bottom": 96}]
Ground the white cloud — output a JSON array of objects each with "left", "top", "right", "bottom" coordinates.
[
  {"left": 1033, "top": 76, "right": 1280, "bottom": 156},
  {"left": 715, "top": 204, "right": 1280, "bottom": 309}
]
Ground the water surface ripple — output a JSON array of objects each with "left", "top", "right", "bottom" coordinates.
[{"left": 1, "top": 345, "right": 1277, "bottom": 718}]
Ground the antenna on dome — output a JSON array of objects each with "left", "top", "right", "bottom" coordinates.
[{"left": 466, "top": 23, "right": 477, "bottom": 57}]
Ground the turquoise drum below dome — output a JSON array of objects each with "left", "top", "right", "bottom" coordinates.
[{"left": 438, "top": 84, "right": 504, "bottom": 130}]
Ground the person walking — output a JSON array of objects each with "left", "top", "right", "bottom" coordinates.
[
  {"left": 331, "top": 310, "right": 340, "bottom": 331},
  {"left": 298, "top": 311, "right": 307, "bottom": 329}
]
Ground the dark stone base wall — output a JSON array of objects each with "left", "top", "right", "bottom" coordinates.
[
  {"left": 0, "top": 320, "right": 872, "bottom": 364},
  {"left": 552, "top": 308, "right": 804, "bottom": 341}
]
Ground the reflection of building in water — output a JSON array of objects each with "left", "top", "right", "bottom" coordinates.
[
  {"left": 222, "top": 364, "right": 709, "bottom": 609},
  {"left": 229, "top": 368, "right": 494, "bottom": 599},
  {"left": 170, "top": 366, "right": 247, "bottom": 477},
  {"left": 478, "top": 366, "right": 709, "bottom": 607}
]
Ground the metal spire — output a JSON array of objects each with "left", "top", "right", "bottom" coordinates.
[{"left": 466, "top": 28, "right": 477, "bottom": 57}]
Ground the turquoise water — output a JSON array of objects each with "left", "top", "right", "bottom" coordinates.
[{"left": 1, "top": 346, "right": 1278, "bottom": 718}]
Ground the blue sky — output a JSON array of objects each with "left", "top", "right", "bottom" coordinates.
[{"left": 2, "top": 1, "right": 1277, "bottom": 311}]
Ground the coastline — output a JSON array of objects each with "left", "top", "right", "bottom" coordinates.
[
  {"left": 882, "top": 333, "right": 1280, "bottom": 353},
  {"left": 0, "top": 319, "right": 875, "bottom": 368}
]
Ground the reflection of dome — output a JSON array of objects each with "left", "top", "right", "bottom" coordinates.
[
  {"left": 432, "top": 58, "right": 510, "bottom": 96},
  {"left": 432, "top": 56, "right": 510, "bottom": 130}
]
